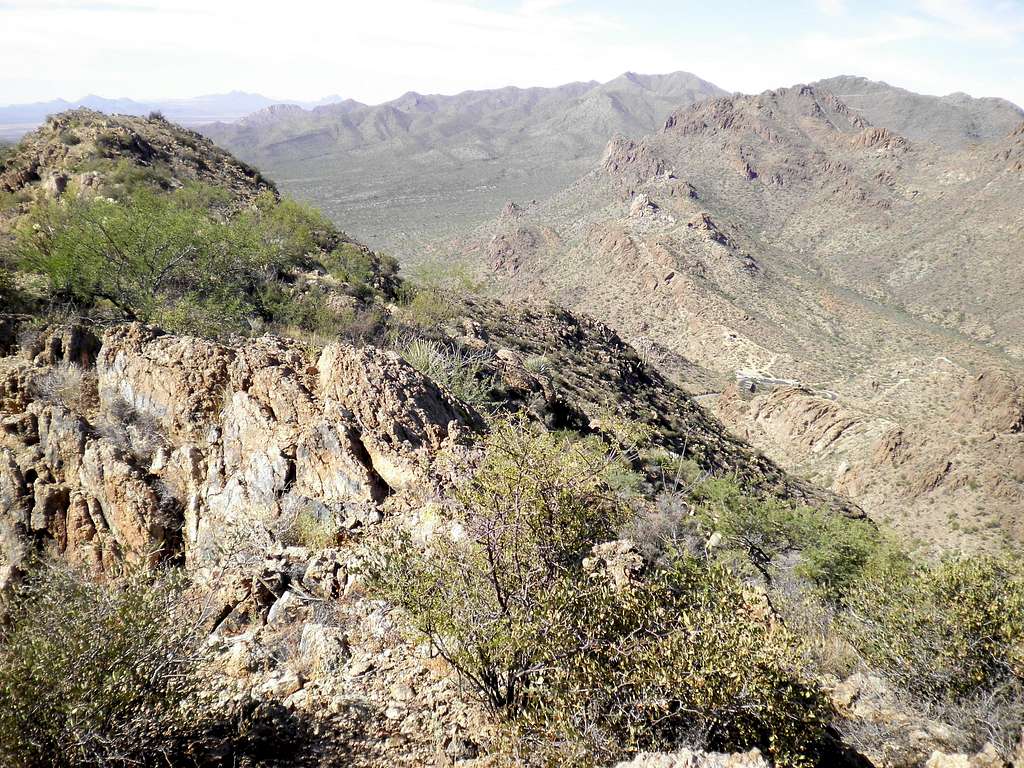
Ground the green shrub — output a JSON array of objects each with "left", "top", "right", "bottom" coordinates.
[
  {"left": 516, "top": 556, "right": 830, "bottom": 767},
  {"left": 255, "top": 193, "right": 337, "bottom": 266},
  {"left": 9, "top": 175, "right": 398, "bottom": 338},
  {"left": 100, "top": 158, "right": 176, "bottom": 198},
  {"left": 370, "top": 421, "right": 830, "bottom": 766},
  {"left": 262, "top": 282, "right": 386, "bottom": 345},
  {"left": 0, "top": 267, "right": 22, "bottom": 309},
  {"left": 11, "top": 187, "right": 279, "bottom": 335},
  {"left": 0, "top": 565, "right": 207, "bottom": 768},
  {"left": 392, "top": 261, "right": 483, "bottom": 330},
  {"left": 0, "top": 189, "right": 32, "bottom": 212},
  {"left": 0, "top": 142, "right": 13, "bottom": 171},
  {"left": 842, "top": 553, "right": 1024, "bottom": 701},
  {"left": 321, "top": 241, "right": 376, "bottom": 283},
  {"left": 279, "top": 503, "right": 339, "bottom": 550},
  {"left": 58, "top": 129, "right": 81, "bottom": 146},
  {"left": 691, "top": 477, "right": 881, "bottom": 599},
  {"left": 395, "top": 285, "right": 456, "bottom": 328}
]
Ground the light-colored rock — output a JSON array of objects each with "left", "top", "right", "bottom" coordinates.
[
  {"left": 925, "top": 743, "right": 1005, "bottom": 768},
  {"left": 259, "top": 669, "right": 303, "bottom": 698},
  {"left": 583, "top": 539, "right": 645, "bottom": 588},
  {"left": 317, "top": 344, "right": 480, "bottom": 490},
  {"left": 298, "top": 622, "right": 349, "bottom": 676}
]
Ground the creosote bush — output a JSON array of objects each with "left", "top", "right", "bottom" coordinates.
[
  {"left": 12, "top": 186, "right": 276, "bottom": 334},
  {"left": 842, "top": 553, "right": 1024, "bottom": 701},
  {"left": 0, "top": 564, "right": 209, "bottom": 768},
  {"left": 691, "top": 477, "right": 883, "bottom": 600},
  {"left": 369, "top": 420, "right": 831, "bottom": 766}
]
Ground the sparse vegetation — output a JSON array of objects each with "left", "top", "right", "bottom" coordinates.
[
  {"left": 279, "top": 500, "right": 340, "bottom": 550},
  {"left": 8, "top": 180, "right": 396, "bottom": 339},
  {"left": 396, "top": 337, "right": 495, "bottom": 407},
  {"left": 30, "top": 362, "right": 100, "bottom": 413}
]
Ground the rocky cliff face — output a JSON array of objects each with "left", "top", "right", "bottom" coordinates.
[{"left": 0, "top": 319, "right": 482, "bottom": 585}]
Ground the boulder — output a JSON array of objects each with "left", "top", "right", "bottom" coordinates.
[{"left": 317, "top": 344, "right": 481, "bottom": 490}]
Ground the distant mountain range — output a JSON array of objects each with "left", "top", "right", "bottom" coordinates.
[
  {"left": 0, "top": 91, "right": 343, "bottom": 140},
  {"left": 199, "top": 71, "right": 729, "bottom": 251}
]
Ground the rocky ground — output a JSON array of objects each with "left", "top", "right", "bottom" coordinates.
[{"left": 1, "top": 106, "right": 1022, "bottom": 767}]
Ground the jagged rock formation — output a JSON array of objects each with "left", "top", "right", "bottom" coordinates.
[
  {"left": 0, "top": 299, "right": 866, "bottom": 766},
  {"left": 0, "top": 319, "right": 482, "bottom": 583}
]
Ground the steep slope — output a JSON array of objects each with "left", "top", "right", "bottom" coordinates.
[
  {"left": 443, "top": 83, "right": 1024, "bottom": 549},
  {"left": 3, "top": 110, "right": 1021, "bottom": 768},
  {"left": 814, "top": 75, "right": 1024, "bottom": 147},
  {"left": 201, "top": 72, "right": 726, "bottom": 254}
]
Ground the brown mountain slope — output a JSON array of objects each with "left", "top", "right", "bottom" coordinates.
[
  {"left": 200, "top": 72, "right": 727, "bottom": 254},
  {"left": 441, "top": 84, "right": 1024, "bottom": 550}
]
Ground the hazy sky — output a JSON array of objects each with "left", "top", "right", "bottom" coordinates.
[{"left": 1, "top": 0, "right": 1022, "bottom": 107}]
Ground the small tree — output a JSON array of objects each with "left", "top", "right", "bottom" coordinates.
[
  {"left": 373, "top": 420, "right": 629, "bottom": 713},
  {"left": 13, "top": 187, "right": 273, "bottom": 333},
  {"left": 691, "top": 477, "right": 883, "bottom": 601}
]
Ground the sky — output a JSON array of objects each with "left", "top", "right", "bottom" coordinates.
[{"left": 0, "top": 0, "right": 1022, "bottom": 108}]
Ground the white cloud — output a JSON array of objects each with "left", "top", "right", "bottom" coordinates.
[
  {"left": 0, "top": 0, "right": 677, "bottom": 103},
  {"left": 915, "top": 0, "right": 1024, "bottom": 42}
]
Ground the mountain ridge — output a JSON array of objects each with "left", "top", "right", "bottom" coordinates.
[
  {"left": 437, "top": 81, "right": 1024, "bottom": 550},
  {"left": 199, "top": 71, "right": 728, "bottom": 252}
]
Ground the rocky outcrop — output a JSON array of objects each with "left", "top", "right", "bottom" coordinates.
[
  {"left": 317, "top": 344, "right": 481, "bottom": 491},
  {"left": 0, "top": 109, "right": 276, "bottom": 205},
  {"left": 602, "top": 135, "right": 669, "bottom": 185},
  {"left": 1, "top": 321, "right": 483, "bottom": 583},
  {"left": 851, "top": 127, "right": 911, "bottom": 152},
  {"left": 486, "top": 226, "right": 540, "bottom": 275},
  {"left": 952, "top": 369, "right": 1024, "bottom": 434},
  {"left": 827, "top": 674, "right": 1015, "bottom": 768}
]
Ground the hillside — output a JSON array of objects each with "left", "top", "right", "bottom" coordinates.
[
  {"left": 0, "top": 108, "right": 276, "bottom": 208},
  {"left": 441, "top": 83, "right": 1024, "bottom": 550},
  {"left": 0, "top": 92, "right": 346, "bottom": 142},
  {"left": 200, "top": 72, "right": 727, "bottom": 253},
  {"left": 1, "top": 110, "right": 1023, "bottom": 768}
]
